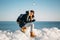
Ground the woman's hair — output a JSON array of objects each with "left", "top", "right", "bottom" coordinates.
[
  {"left": 30, "top": 10, "right": 34, "bottom": 14},
  {"left": 30, "top": 10, "right": 35, "bottom": 18}
]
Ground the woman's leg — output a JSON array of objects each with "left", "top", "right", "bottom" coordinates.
[
  {"left": 30, "top": 23, "right": 36, "bottom": 37},
  {"left": 21, "top": 23, "right": 36, "bottom": 37},
  {"left": 21, "top": 23, "right": 34, "bottom": 33},
  {"left": 19, "top": 23, "right": 26, "bottom": 33},
  {"left": 30, "top": 23, "right": 34, "bottom": 32}
]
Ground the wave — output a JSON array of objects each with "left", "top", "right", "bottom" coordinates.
[{"left": 0, "top": 27, "right": 60, "bottom": 40}]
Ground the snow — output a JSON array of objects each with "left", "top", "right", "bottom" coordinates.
[{"left": 0, "top": 27, "right": 60, "bottom": 40}]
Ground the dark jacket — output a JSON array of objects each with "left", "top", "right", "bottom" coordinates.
[{"left": 17, "top": 14, "right": 35, "bottom": 28}]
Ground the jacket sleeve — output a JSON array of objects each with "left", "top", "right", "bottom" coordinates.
[{"left": 31, "top": 19, "right": 35, "bottom": 22}]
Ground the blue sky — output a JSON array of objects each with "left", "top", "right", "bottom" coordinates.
[{"left": 0, "top": 0, "right": 60, "bottom": 21}]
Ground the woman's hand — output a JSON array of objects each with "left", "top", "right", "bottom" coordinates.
[
  {"left": 29, "top": 13, "right": 33, "bottom": 21},
  {"left": 30, "top": 15, "right": 33, "bottom": 21}
]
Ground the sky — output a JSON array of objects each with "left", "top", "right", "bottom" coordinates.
[{"left": 0, "top": 0, "right": 60, "bottom": 21}]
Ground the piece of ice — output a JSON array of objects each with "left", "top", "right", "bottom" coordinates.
[{"left": 0, "top": 27, "right": 60, "bottom": 40}]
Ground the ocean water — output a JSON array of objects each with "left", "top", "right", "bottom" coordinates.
[
  {"left": 0, "top": 21, "right": 60, "bottom": 40},
  {"left": 0, "top": 21, "right": 60, "bottom": 31}
]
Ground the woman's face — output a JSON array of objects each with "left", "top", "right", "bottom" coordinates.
[{"left": 29, "top": 12, "right": 34, "bottom": 16}]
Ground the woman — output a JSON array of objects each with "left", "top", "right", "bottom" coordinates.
[{"left": 17, "top": 10, "right": 36, "bottom": 37}]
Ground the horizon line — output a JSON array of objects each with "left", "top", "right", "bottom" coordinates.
[{"left": 0, "top": 21, "right": 60, "bottom": 22}]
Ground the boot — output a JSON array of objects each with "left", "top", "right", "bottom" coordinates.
[
  {"left": 30, "top": 32, "right": 36, "bottom": 37},
  {"left": 21, "top": 27, "right": 26, "bottom": 33}
]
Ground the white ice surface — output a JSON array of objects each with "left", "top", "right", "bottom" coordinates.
[{"left": 0, "top": 27, "right": 60, "bottom": 40}]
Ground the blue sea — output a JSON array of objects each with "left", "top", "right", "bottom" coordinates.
[{"left": 0, "top": 21, "right": 60, "bottom": 32}]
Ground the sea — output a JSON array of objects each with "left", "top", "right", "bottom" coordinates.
[
  {"left": 0, "top": 21, "right": 60, "bottom": 40},
  {"left": 0, "top": 21, "right": 60, "bottom": 32}
]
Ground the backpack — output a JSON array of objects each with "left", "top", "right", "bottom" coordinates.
[{"left": 17, "top": 14, "right": 24, "bottom": 23}]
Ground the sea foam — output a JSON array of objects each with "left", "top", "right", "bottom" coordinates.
[{"left": 0, "top": 27, "right": 60, "bottom": 40}]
